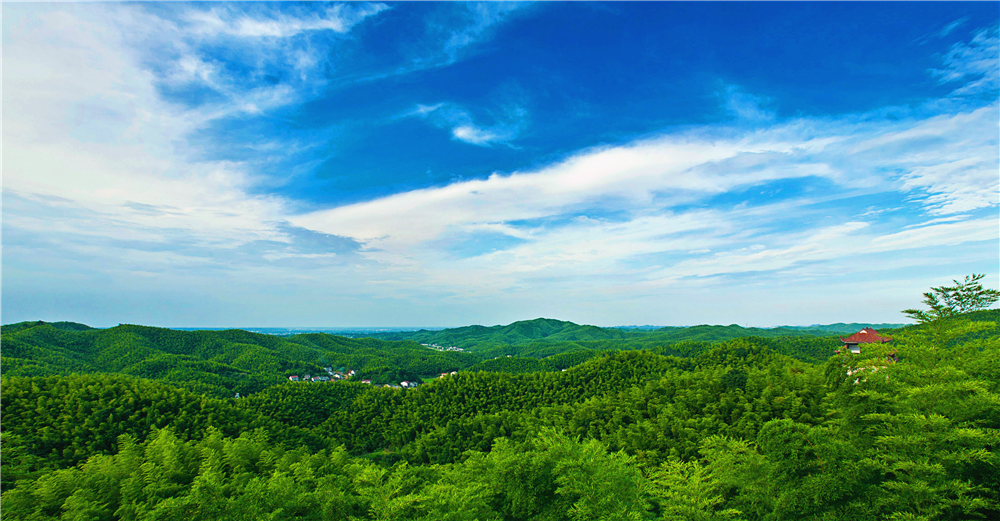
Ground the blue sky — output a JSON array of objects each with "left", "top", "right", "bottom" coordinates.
[{"left": 4, "top": 2, "right": 998, "bottom": 328}]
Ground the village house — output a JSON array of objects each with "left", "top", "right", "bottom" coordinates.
[
  {"left": 838, "top": 327, "right": 892, "bottom": 354},
  {"left": 836, "top": 327, "right": 897, "bottom": 383}
]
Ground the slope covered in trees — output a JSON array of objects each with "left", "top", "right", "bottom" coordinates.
[
  {"left": 371, "top": 317, "right": 895, "bottom": 359},
  {"left": 4, "top": 317, "right": 997, "bottom": 520},
  {"left": 0, "top": 317, "right": 854, "bottom": 400},
  {"left": 1, "top": 323, "right": 475, "bottom": 396},
  {"left": 3, "top": 278, "right": 998, "bottom": 520}
]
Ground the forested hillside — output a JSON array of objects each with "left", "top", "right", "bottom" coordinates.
[
  {"left": 0, "top": 318, "right": 857, "bottom": 393},
  {"left": 777, "top": 322, "right": 907, "bottom": 334},
  {"left": 3, "top": 299, "right": 998, "bottom": 520},
  {"left": 1, "top": 323, "right": 474, "bottom": 396},
  {"left": 370, "top": 317, "right": 897, "bottom": 358}
]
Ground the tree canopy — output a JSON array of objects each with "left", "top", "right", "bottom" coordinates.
[{"left": 3, "top": 279, "right": 999, "bottom": 520}]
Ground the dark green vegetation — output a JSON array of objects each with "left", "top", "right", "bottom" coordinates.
[
  {"left": 368, "top": 318, "right": 893, "bottom": 359},
  {"left": 777, "top": 322, "right": 907, "bottom": 334},
  {"left": 2, "top": 295, "right": 998, "bottom": 520},
  {"left": 1, "top": 324, "right": 474, "bottom": 397}
]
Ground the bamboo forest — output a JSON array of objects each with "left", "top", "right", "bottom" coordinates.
[{"left": 2, "top": 278, "right": 999, "bottom": 521}]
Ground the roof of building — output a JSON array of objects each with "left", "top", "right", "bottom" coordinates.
[{"left": 840, "top": 327, "right": 892, "bottom": 344}]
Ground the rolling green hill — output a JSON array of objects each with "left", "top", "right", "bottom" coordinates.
[
  {"left": 5, "top": 322, "right": 997, "bottom": 520},
  {"left": 371, "top": 317, "right": 870, "bottom": 348},
  {"left": 372, "top": 318, "right": 636, "bottom": 348},
  {"left": 0, "top": 317, "right": 883, "bottom": 397},
  {"left": 776, "top": 322, "right": 908, "bottom": 334},
  {"left": 2, "top": 308, "right": 998, "bottom": 520},
  {"left": 1, "top": 322, "right": 475, "bottom": 397},
  {"left": 4, "top": 313, "right": 985, "bottom": 403},
  {"left": 371, "top": 317, "right": 851, "bottom": 361}
]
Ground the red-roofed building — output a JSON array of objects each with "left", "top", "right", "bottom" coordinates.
[{"left": 839, "top": 327, "right": 892, "bottom": 354}]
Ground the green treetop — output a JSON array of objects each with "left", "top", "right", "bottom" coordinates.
[{"left": 903, "top": 273, "right": 999, "bottom": 324}]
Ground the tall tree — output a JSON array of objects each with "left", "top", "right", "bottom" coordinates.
[{"left": 903, "top": 274, "right": 999, "bottom": 323}]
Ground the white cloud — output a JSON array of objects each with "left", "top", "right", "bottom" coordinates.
[
  {"left": 939, "top": 17, "right": 969, "bottom": 38},
  {"left": 121, "top": 3, "right": 389, "bottom": 119},
  {"left": 1, "top": 4, "right": 359, "bottom": 261},
  {"left": 404, "top": 102, "right": 525, "bottom": 146},
  {"left": 930, "top": 25, "right": 999, "bottom": 96},
  {"left": 452, "top": 125, "right": 504, "bottom": 145},
  {"left": 648, "top": 217, "right": 998, "bottom": 283},
  {"left": 443, "top": 2, "right": 525, "bottom": 61},
  {"left": 186, "top": 3, "right": 389, "bottom": 39},
  {"left": 849, "top": 105, "right": 999, "bottom": 215},
  {"left": 721, "top": 85, "right": 775, "bottom": 122},
  {"left": 292, "top": 100, "right": 997, "bottom": 298}
]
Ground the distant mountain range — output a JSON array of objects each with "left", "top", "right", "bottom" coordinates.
[
  {"left": 3, "top": 311, "right": 996, "bottom": 397},
  {"left": 777, "top": 323, "right": 909, "bottom": 334},
  {"left": 615, "top": 322, "right": 909, "bottom": 333},
  {"left": 17, "top": 319, "right": 906, "bottom": 338},
  {"left": 366, "top": 317, "right": 913, "bottom": 351}
]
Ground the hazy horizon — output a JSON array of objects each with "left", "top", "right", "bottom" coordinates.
[{"left": 7, "top": 317, "right": 913, "bottom": 332}]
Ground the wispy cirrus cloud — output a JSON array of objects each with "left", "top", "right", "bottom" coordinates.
[
  {"left": 442, "top": 2, "right": 526, "bottom": 62},
  {"left": 132, "top": 2, "right": 389, "bottom": 116},
  {"left": 185, "top": 3, "right": 389, "bottom": 38},
  {"left": 293, "top": 99, "right": 998, "bottom": 296},
  {"left": 721, "top": 85, "right": 775, "bottom": 122},
  {"left": 849, "top": 105, "right": 998, "bottom": 215},
  {"left": 3, "top": 3, "right": 368, "bottom": 266},
  {"left": 930, "top": 25, "right": 999, "bottom": 96},
  {"left": 403, "top": 102, "right": 526, "bottom": 146},
  {"left": 939, "top": 17, "right": 970, "bottom": 38}
]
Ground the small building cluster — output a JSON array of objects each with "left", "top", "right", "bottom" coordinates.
[
  {"left": 421, "top": 343, "right": 465, "bottom": 352},
  {"left": 288, "top": 367, "right": 356, "bottom": 383},
  {"left": 288, "top": 369, "right": 456, "bottom": 387},
  {"left": 380, "top": 380, "right": 420, "bottom": 389}
]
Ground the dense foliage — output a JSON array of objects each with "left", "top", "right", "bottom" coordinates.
[
  {"left": 1, "top": 324, "right": 474, "bottom": 396},
  {"left": 370, "top": 318, "right": 898, "bottom": 361},
  {"left": 2, "top": 306, "right": 998, "bottom": 520}
]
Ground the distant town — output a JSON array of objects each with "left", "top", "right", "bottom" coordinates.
[
  {"left": 421, "top": 343, "right": 465, "bottom": 352},
  {"left": 285, "top": 365, "right": 459, "bottom": 390}
]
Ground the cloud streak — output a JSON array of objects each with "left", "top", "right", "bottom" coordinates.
[
  {"left": 3, "top": 3, "right": 373, "bottom": 271},
  {"left": 443, "top": 2, "right": 526, "bottom": 62},
  {"left": 931, "top": 25, "right": 999, "bottom": 96},
  {"left": 131, "top": 2, "right": 389, "bottom": 117},
  {"left": 721, "top": 85, "right": 775, "bottom": 122},
  {"left": 403, "top": 102, "right": 526, "bottom": 146},
  {"left": 293, "top": 100, "right": 998, "bottom": 297},
  {"left": 185, "top": 3, "right": 389, "bottom": 38}
]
